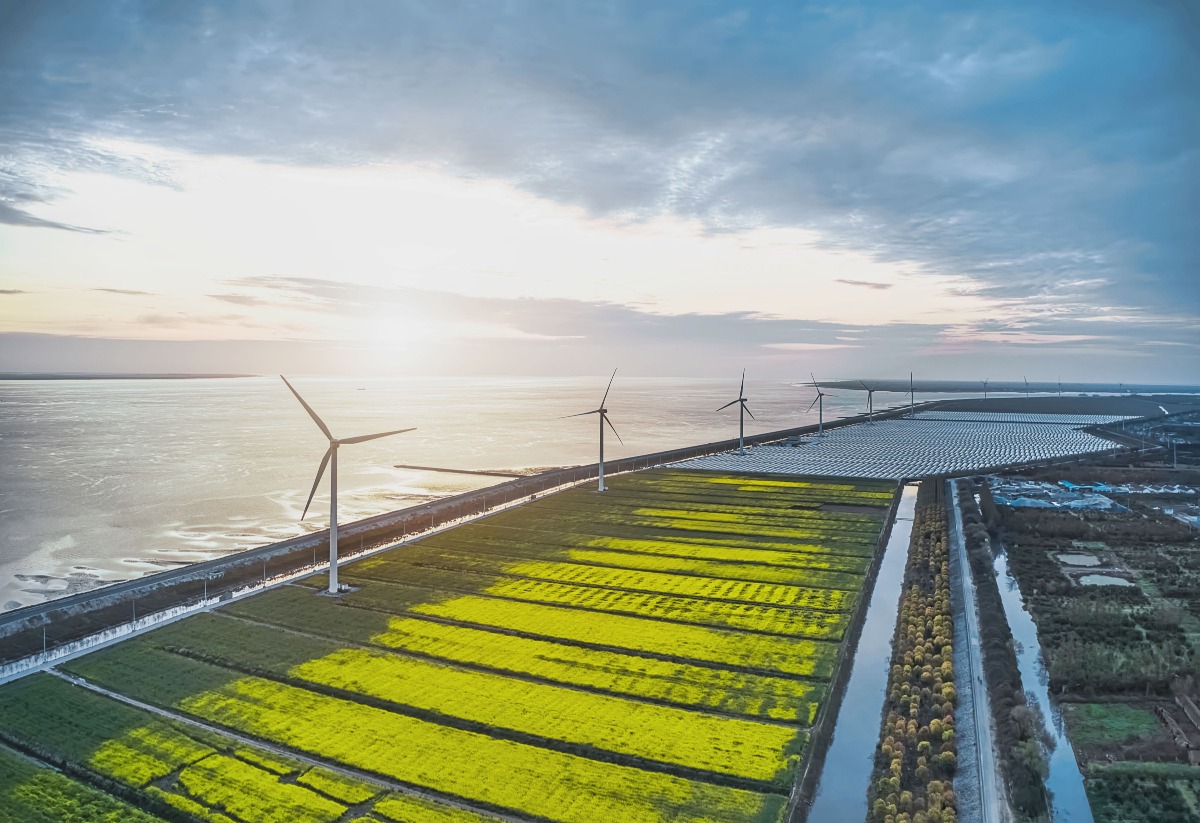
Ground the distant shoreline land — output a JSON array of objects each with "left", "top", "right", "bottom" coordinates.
[{"left": 0, "top": 373, "right": 256, "bottom": 380}]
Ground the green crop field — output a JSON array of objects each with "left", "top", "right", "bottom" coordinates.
[{"left": 0, "top": 469, "right": 894, "bottom": 823}]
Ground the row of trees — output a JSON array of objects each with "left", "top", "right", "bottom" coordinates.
[
  {"left": 868, "top": 483, "right": 957, "bottom": 823},
  {"left": 959, "top": 481, "right": 1050, "bottom": 822}
]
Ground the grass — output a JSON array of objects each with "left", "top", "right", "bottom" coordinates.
[
  {"left": 1062, "top": 703, "right": 1163, "bottom": 747},
  {"left": 0, "top": 469, "right": 893, "bottom": 823}
]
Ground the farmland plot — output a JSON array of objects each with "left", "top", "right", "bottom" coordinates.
[{"left": 0, "top": 469, "right": 893, "bottom": 822}]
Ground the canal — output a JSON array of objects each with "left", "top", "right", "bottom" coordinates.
[{"left": 804, "top": 482, "right": 918, "bottom": 821}]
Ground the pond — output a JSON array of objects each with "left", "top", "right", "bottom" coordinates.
[
  {"left": 1078, "top": 574, "right": 1134, "bottom": 587},
  {"left": 803, "top": 483, "right": 918, "bottom": 822},
  {"left": 1055, "top": 553, "right": 1101, "bottom": 567}
]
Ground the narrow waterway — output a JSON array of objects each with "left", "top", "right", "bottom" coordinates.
[
  {"left": 804, "top": 482, "right": 918, "bottom": 821},
  {"left": 993, "top": 547, "right": 1095, "bottom": 822}
]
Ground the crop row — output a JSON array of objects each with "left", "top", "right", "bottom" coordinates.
[
  {"left": 64, "top": 647, "right": 788, "bottom": 823},
  {"left": 360, "top": 549, "right": 860, "bottom": 605},
  {"left": 525, "top": 497, "right": 883, "bottom": 537},
  {"left": 868, "top": 486, "right": 958, "bottom": 823},
  {"left": 224, "top": 588, "right": 825, "bottom": 723},
  {"left": 405, "top": 593, "right": 841, "bottom": 678},
  {"left": 389, "top": 538, "right": 870, "bottom": 584},
  {"left": 128, "top": 614, "right": 806, "bottom": 785},
  {"left": 0, "top": 744, "right": 165, "bottom": 823},
  {"left": 0, "top": 674, "right": 494, "bottom": 823},
  {"left": 339, "top": 572, "right": 851, "bottom": 640}
]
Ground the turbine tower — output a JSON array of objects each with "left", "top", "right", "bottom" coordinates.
[
  {"left": 282, "top": 376, "right": 415, "bottom": 595},
  {"left": 565, "top": 369, "right": 622, "bottom": 492},
  {"left": 806, "top": 373, "right": 834, "bottom": 435},
  {"left": 1024, "top": 376, "right": 1031, "bottom": 397},
  {"left": 858, "top": 380, "right": 876, "bottom": 423},
  {"left": 718, "top": 370, "right": 755, "bottom": 454},
  {"left": 982, "top": 377, "right": 990, "bottom": 399},
  {"left": 905, "top": 372, "right": 916, "bottom": 417}
]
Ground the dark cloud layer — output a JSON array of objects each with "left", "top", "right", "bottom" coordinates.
[{"left": 1, "top": 1, "right": 1196, "bottom": 338}]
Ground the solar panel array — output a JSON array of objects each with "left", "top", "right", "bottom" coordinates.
[
  {"left": 911, "top": 411, "right": 1135, "bottom": 425},
  {"left": 672, "top": 417, "right": 1120, "bottom": 480}
]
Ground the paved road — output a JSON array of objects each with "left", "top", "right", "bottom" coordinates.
[{"left": 948, "top": 480, "right": 1002, "bottom": 823}]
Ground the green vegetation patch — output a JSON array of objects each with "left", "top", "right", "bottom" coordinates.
[
  {"left": 1086, "top": 762, "right": 1200, "bottom": 823},
  {"left": 1062, "top": 703, "right": 1163, "bottom": 747},
  {"left": 0, "top": 745, "right": 166, "bottom": 823}
]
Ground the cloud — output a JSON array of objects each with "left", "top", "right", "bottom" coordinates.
[
  {"left": 835, "top": 279, "right": 893, "bottom": 291},
  {"left": 0, "top": 202, "right": 108, "bottom": 234},
  {"left": 92, "top": 287, "right": 152, "bottom": 295},
  {"left": 207, "top": 293, "right": 271, "bottom": 306},
  {"left": 0, "top": 289, "right": 28, "bottom": 295},
  {"left": 0, "top": 1, "right": 1195, "bottom": 325},
  {"left": 763, "top": 342, "right": 862, "bottom": 351}
]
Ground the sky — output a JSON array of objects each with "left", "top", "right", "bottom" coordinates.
[{"left": 0, "top": 1, "right": 1197, "bottom": 381}]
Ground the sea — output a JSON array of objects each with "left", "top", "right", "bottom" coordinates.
[{"left": 0, "top": 375, "right": 945, "bottom": 614}]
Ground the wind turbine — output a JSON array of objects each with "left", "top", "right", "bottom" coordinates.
[
  {"left": 1024, "top": 376, "right": 1030, "bottom": 398},
  {"left": 1058, "top": 376, "right": 1063, "bottom": 397},
  {"left": 982, "top": 377, "right": 990, "bottom": 399},
  {"left": 282, "top": 376, "right": 415, "bottom": 594},
  {"left": 806, "top": 373, "right": 833, "bottom": 435},
  {"left": 718, "top": 370, "right": 755, "bottom": 454},
  {"left": 905, "top": 372, "right": 916, "bottom": 417},
  {"left": 565, "top": 369, "right": 622, "bottom": 492},
  {"left": 858, "top": 381, "right": 876, "bottom": 423}
]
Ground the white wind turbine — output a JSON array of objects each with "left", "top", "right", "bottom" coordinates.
[
  {"left": 564, "top": 369, "right": 622, "bottom": 492},
  {"left": 282, "top": 376, "right": 415, "bottom": 594},
  {"left": 1024, "top": 376, "right": 1031, "bottom": 397},
  {"left": 982, "top": 377, "right": 990, "bottom": 399},
  {"left": 718, "top": 370, "right": 755, "bottom": 454},
  {"left": 858, "top": 380, "right": 876, "bottom": 423},
  {"left": 905, "top": 371, "right": 916, "bottom": 417},
  {"left": 806, "top": 373, "right": 833, "bottom": 435}
]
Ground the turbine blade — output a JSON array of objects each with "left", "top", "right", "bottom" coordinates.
[
  {"left": 603, "top": 413, "right": 623, "bottom": 445},
  {"left": 339, "top": 427, "right": 417, "bottom": 445},
  {"left": 281, "top": 375, "right": 333, "bottom": 440},
  {"left": 810, "top": 371, "right": 818, "bottom": 387},
  {"left": 739, "top": 369, "right": 745, "bottom": 397},
  {"left": 858, "top": 380, "right": 869, "bottom": 391},
  {"left": 742, "top": 400, "right": 755, "bottom": 420},
  {"left": 301, "top": 447, "right": 332, "bottom": 521},
  {"left": 716, "top": 399, "right": 740, "bottom": 411},
  {"left": 561, "top": 409, "right": 601, "bottom": 419},
  {"left": 806, "top": 396, "right": 819, "bottom": 413},
  {"left": 600, "top": 368, "right": 617, "bottom": 408}
]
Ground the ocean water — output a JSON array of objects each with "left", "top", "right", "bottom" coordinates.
[{"left": 0, "top": 375, "right": 931, "bottom": 613}]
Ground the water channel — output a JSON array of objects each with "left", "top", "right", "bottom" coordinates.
[
  {"left": 993, "top": 547, "right": 1095, "bottom": 822},
  {"left": 804, "top": 482, "right": 918, "bottom": 821}
]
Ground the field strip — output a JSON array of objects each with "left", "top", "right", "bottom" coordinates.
[
  {"left": 224, "top": 586, "right": 838, "bottom": 680},
  {"left": 461, "top": 521, "right": 878, "bottom": 558},
  {"left": 470, "top": 525, "right": 883, "bottom": 563},
  {"left": 424, "top": 525, "right": 873, "bottom": 566},
  {"left": 336, "top": 572, "right": 852, "bottom": 639},
  {"left": 119, "top": 641, "right": 803, "bottom": 789},
  {"left": 213, "top": 610, "right": 822, "bottom": 726},
  {"left": 355, "top": 551, "right": 862, "bottom": 602},
  {"left": 47, "top": 669, "right": 530, "bottom": 823},
  {"left": 393, "top": 539, "right": 870, "bottom": 583},
  {"left": 266, "top": 581, "right": 841, "bottom": 679},
  {"left": 60, "top": 650, "right": 791, "bottom": 823}
]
